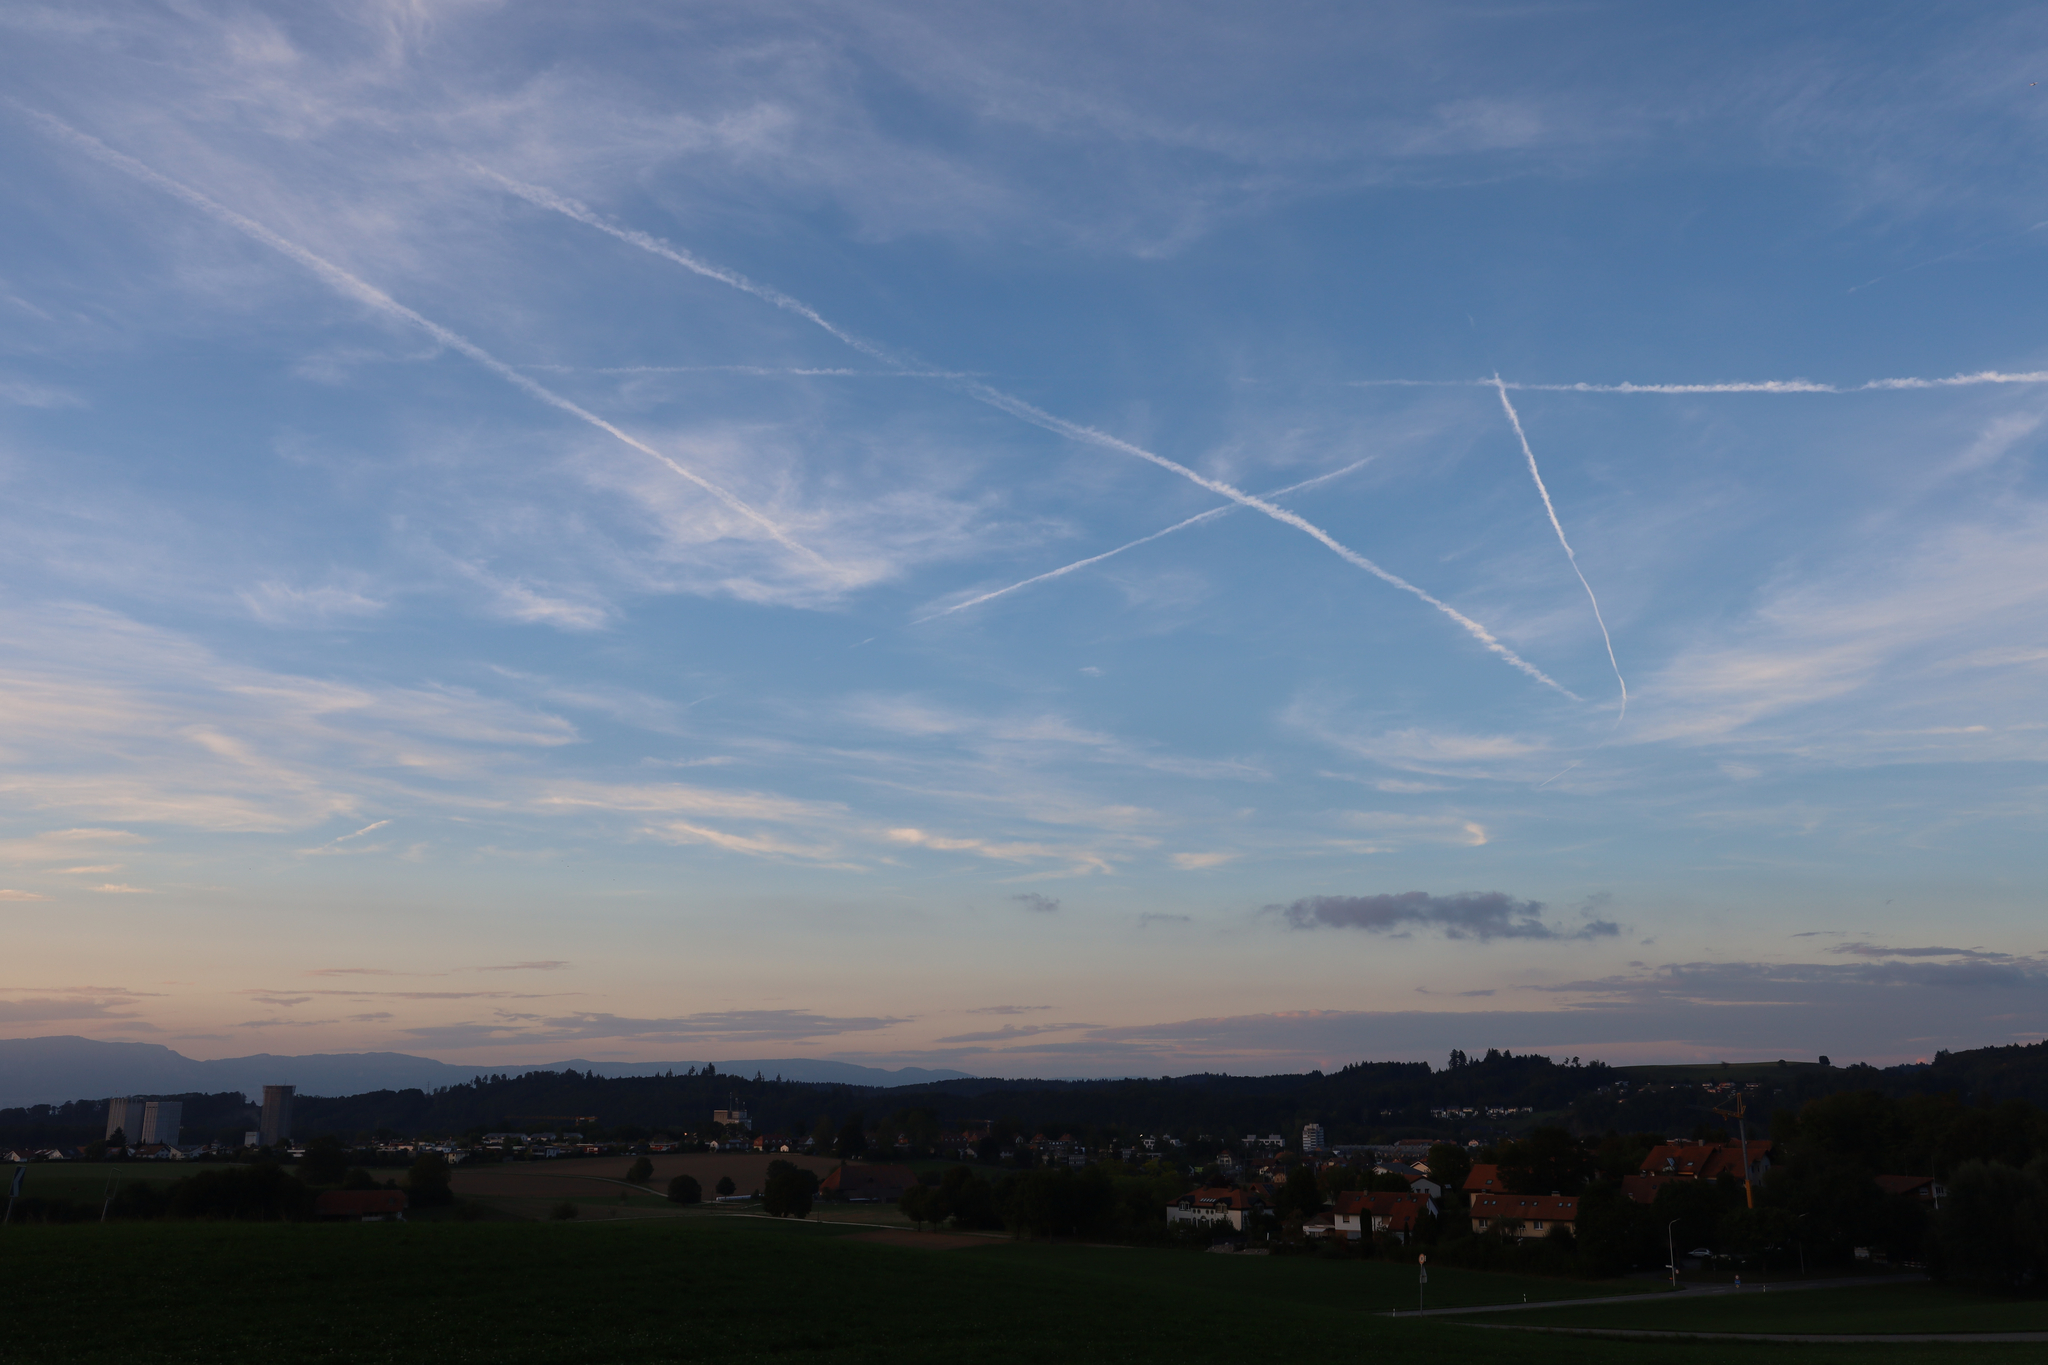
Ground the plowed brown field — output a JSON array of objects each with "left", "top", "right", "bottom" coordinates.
[{"left": 454, "top": 1151, "right": 837, "bottom": 1201}]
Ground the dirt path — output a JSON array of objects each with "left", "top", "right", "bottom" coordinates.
[
  {"left": 1460, "top": 1324, "right": 2048, "bottom": 1343},
  {"left": 1390, "top": 1274, "right": 1922, "bottom": 1319}
]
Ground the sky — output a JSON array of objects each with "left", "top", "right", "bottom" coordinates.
[{"left": 2, "top": 1, "right": 2046, "bottom": 1078}]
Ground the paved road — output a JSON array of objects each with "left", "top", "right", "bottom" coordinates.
[
  {"left": 1459, "top": 1324, "right": 2048, "bottom": 1343},
  {"left": 1384, "top": 1274, "right": 1923, "bottom": 1319}
]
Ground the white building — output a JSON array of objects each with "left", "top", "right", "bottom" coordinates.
[
  {"left": 139, "top": 1101, "right": 182, "bottom": 1145},
  {"left": 105, "top": 1096, "right": 148, "bottom": 1143},
  {"left": 1301, "top": 1123, "right": 1326, "bottom": 1153}
]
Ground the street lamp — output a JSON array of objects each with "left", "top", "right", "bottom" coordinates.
[{"left": 1667, "top": 1219, "right": 1682, "bottom": 1289}]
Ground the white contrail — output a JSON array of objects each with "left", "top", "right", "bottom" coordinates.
[
  {"left": 1492, "top": 377, "right": 1627, "bottom": 721},
  {"left": 16, "top": 109, "right": 827, "bottom": 571},
  {"left": 522, "top": 364, "right": 974, "bottom": 377},
  {"left": 1355, "top": 372, "right": 2048, "bottom": 395},
  {"left": 915, "top": 456, "right": 1375, "bottom": 624},
  {"left": 483, "top": 171, "right": 1578, "bottom": 699},
  {"left": 478, "top": 167, "right": 902, "bottom": 365}
]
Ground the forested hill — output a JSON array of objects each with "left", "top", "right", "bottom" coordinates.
[{"left": 7, "top": 1040, "right": 2047, "bottom": 1148}]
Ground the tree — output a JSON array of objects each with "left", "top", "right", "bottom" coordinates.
[
  {"left": 900, "top": 1183, "right": 936, "bottom": 1230},
  {"left": 715, "top": 1175, "right": 736, "bottom": 1198},
  {"left": 624, "top": 1156, "right": 654, "bottom": 1184},
  {"left": 297, "top": 1136, "right": 348, "bottom": 1187},
  {"left": 407, "top": 1151, "right": 454, "bottom": 1207},
  {"left": 1282, "top": 1163, "right": 1324, "bottom": 1219},
  {"left": 1426, "top": 1143, "right": 1472, "bottom": 1197},
  {"left": 166, "top": 1165, "right": 313, "bottom": 1221},
  {"left": 666, "top": 1174, "right": 702, "bottom": 1204},
  {"left": 762, "top": 1160, "right": 818, "bottom": 1218},
  {"left": 835, "top": 1112, "right": 869, "bottom": 1161},
  {"left": 1935, "top": 1158, "right": 2048, "bottom": 1291},
  {"left": 1495, "top": 1127, "right": 1593, "bottom": 1196}
]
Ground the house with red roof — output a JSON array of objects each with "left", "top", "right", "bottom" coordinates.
[
  {"left": 1470, "top": 1192, "right": 1577, "bottom": 1240},
  {"left": 1463, "top": 1163, "right": 1503, "bottom": 1195},
  {"left": 1639, "top": 1140, "right": 1772, "bottom": 1184},
  {"left": 818, "top": 1164, "right": 917, "bottom": 1202},
  {"left": 1876, "top": 1175, "right": 1945, "bottom": 1206},
  {"left": 1330, "top": 1189, "right": 1437, "bottom": 1242},
  {"left": 1166, "top": 1186, "right": 1270, "bottom": 1232}
]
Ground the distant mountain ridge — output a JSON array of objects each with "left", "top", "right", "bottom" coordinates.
[{"left": 0, "top": 1036, "right": 969, "bottom": 1108}]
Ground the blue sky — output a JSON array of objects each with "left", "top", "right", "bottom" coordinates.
[{"left": 3, "top": 1, "right": 2046, "bottom": 1075}]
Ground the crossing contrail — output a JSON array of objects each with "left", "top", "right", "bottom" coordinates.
[
  {"left": 478, "top": 167, "right": 901, "bottom": 365},
  {"left": 1355, "top": 372, "right": 2048, "bottom": 395},
  {"left": 475, "top": 172, "right": 1578, "bottom": 698},
  {"left": 1492, "top": 377, "right": 1627, "bottom": 721},
  {"left": 915, "top": 456, "right": 1376, "bottom": 624},
  {"left": 17, "top": 108, "right": 827, "bottom": 571}
]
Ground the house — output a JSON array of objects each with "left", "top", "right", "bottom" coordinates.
[
  {"left": 1470, "top": 1193, "right": 1577, "bottom": 1240},
  {"left": 1639, "top": 1140, "right": 1772, "bottom": 1184},
  {"left": 1464, "top": 1163, "right": 1503, "bottom": 1195},
  {"left": 818, "top": 1164, "right": 917, "bottom": 1202},
  {"left": 314, "top": 1190, "right": 408, "bottom": 1221},
  {"left": 1166, "top": 1186, "right": 1270, "bottom": 1231},
  {"left": 1876, "top": 1175, "right": 1946, "bottom": 1207},
  {"left": 1330, "top": 1189, "right": 1438, "bottom": 1242}
]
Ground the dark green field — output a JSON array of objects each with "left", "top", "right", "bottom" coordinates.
[
  {"left": 1475, "top": 1281, "right": 2048, "bottom": 1335},
  {"left": 1, "top": 1216, "right": 2041, "bottom": 1364}
]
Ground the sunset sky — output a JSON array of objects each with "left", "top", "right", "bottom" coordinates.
[{"left": 3, "top": 2, "right": 2046, "bottom": 1076}]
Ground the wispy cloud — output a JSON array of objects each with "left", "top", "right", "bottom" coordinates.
[
  {"left": 1358, "top": 371, "right": 2048, "bottom": 395},
  {"left": 488, "top": 173, "right": 1575, "bottom": 697},
  {"left": 915, "top": 456, "right": 1374, "bottom": 623},
  {"left": 23, "top": 108, "right": 829, "bottom": 575}
]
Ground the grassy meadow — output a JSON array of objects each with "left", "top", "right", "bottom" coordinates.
[{"left": 1, "top": 1214, "right": 2041, "bottom": 1364}]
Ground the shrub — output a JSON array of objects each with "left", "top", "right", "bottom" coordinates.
[
  {"left": 407, "top": 1152, "right": 455, "bottom": 1208},
  {"left": 667, "top": 1174, "right": 702, "bottom": 1205},
  {"left": 548, "top": 1202, "right": 580, "bottom": 1220},
  {"left": 166, "top": 1165, "right": 313, "bottom": 1221},
  {"left": 763, "top": 1160, "right": 818, "bottom": 1218},
  {"left": 625, "top": 1156, "right": 654, "bottom": 1184}
]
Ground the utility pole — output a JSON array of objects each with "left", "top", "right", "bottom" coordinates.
[
  {"left": 4, "top": 1164, "right": 22, "bottom": 1226},
  {"left": 1667, "top": 1219, "right": 1682, "bottom": 1289},
  {"left": 1417, "top": 1253, "right": 1428, "bottom": 1312}
]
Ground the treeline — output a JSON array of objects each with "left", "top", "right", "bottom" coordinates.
[
  {"left": 12, "top": 1039, "right": 2048, "bottom": 1150},
  {"left": 1399, "top": 1090, "right": 2048, "bottom": 1292},
  {"left": 1, "top": 1143, "right": 460, "bottom": 1225}
]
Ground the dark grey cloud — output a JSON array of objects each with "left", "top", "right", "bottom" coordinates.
[
  {"left": 1550, "top": 956, "right": 2048, "bottom": 1000},
  {"left": 1276, "top": 891, "right": 1620, "bottom": 941},
  {"left": 935, "top": 1022, "right": 1097, "bottom": 1044},
  {"left": 967, "top": 1004, "right": 1052, "bottom": 1015},
  {"left": 1012, "top": 893, "right": 1061, "bottom": 914},
  {"left": 1832, "top": 943, "right": 2017, "bottom": 962}
]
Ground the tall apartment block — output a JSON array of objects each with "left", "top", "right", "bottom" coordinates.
[
  {"left": 139, "top": 1100, "right": 182, "bottom": 1145},
  {"left": 105, "top": 1095, "right": 147, "bottom": 1142},
  {"left": 259, "top": 1084, "right": 295, "bottom": 1147}
]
